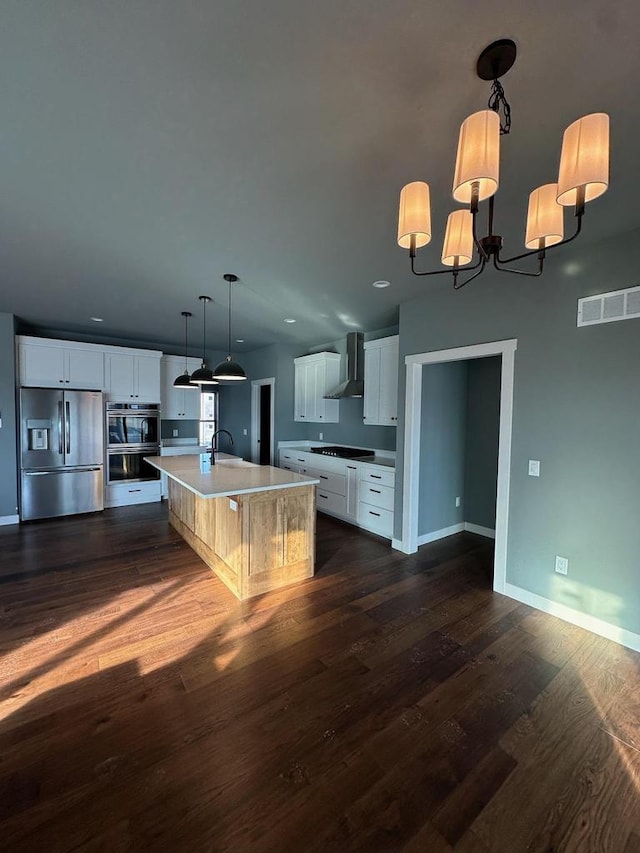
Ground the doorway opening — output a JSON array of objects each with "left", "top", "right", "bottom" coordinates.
[
  {"left": 399, "top": 339, "right": 517, "bottom": 594},
  {"left": 251, "top": 378, "right": 275, "bottom": 465}
]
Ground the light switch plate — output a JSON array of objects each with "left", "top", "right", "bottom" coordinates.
[
  {"left": 172, "top": 429, "right": 179, "bottom": 437},
  {"left": 528, "top": 460, "right": 540, "bottom": 477},
  {"left": 555, "top": 555, "right": 569, "bottom": 575}
]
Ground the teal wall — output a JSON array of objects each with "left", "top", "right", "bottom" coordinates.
[
  {"left": 418, "top": 362, "right": 467, "bottom": 535},
  {"left": 0, "top": 313, "right": 18, "bottom": 519},
  {"left": 464, "top": 357, "right": 501, "bottom": 529},
  {"left": 396, "top": 230, "right": 640, "bottom": 636}
]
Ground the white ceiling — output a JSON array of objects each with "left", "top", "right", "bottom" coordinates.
[{"left": 0, "top": 1, "right": 638, "bottom": 353}]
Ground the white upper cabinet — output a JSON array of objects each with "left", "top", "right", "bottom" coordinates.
[
  {"left": 18, "top": 337, "right": 104, "bottom": 390},
  {"left": 294, "top": 352, "right": 341, "bottom": 423},
  {"left": 363, "top": 335, "right": 399, "bottom": 426},
  {"left": 105, "top": 352, "right": 161, "bottom": 403},
  {"left": 161, "top": 355, "right": 202, "bottom": 419}
]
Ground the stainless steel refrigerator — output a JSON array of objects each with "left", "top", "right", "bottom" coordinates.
[{"left": 20, "top": 388, "right": 104, "bottom": 521}]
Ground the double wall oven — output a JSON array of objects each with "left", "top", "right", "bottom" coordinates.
[{"left": 106, "top": 403, "right": 160, "bottom": 486}]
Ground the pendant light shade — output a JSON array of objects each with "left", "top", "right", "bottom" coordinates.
[
  {"left": 452, "top": 110, "right": 500, "bottom": 204},
  {"left": 525, "top": 183, "right": 564, "bottom": 249},
  {"left": 190, "top": 295, "right": 218, "bottom": 385},
  {"left": 397, "top": 181, "right": 432, "bottom": 249},
  {"left": 557, "top": 113, "right": 610, "bottom": 207},
  {"left": 441, "top": 210, "right": 474, "bottom": 266},
  {"left": 173, "top": 311, "right": 199, "bottom": 388},
  {"left": 213, "top": 274, "right": 247, "bottom": 382}
]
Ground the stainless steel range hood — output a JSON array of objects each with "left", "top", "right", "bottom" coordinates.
[{"left": 324, "top": 332, "right": 364, "bottom": 399}]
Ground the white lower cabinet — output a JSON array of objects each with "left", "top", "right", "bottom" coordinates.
[
  {"left": 105, "top": 481, "right": 162, "bottom": 508},
  {"left": 279, "top": 448, "right": 394, "bottom": 539},
  {"left": 358, "top": 466, "right": 395, "bottom": 538}
]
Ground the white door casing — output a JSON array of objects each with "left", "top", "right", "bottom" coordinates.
[
  {"left": 250, "top": 378, "right": 275, "bottom": 464},
  {"left": 398, "top": 339, "right": 517, "bottom": 595}
]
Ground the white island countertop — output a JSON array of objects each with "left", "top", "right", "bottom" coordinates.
[{"left": 145, "top": 454, "right": 320, "bottom": 499}]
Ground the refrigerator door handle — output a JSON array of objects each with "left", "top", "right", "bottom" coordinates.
[
  {"left": 65, "top": 401, "right": 71, "bottom": 455},
  {"left": 58, "top": 401, "right": 64, "bottom": 455}
]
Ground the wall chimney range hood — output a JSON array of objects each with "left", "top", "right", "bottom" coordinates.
[{"left": 324, "top": 332, "right": 364, "bottom": 399}]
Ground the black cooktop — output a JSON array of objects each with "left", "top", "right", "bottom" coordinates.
[{"left": 311, "top": 446, "right": 374, "bottom": 459}]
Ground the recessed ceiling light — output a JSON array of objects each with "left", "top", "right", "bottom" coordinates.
[
  {"left": 90, "top": 316, "right": 104, "bottom": 322},
  {"left": 284, "top": 318, "right": 296, "bottom": 324},
  {"left": 372, "top": 280, "right": 391, "bottom": 289}
]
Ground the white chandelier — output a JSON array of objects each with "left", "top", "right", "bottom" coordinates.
[{"left": 397, "top": 39, "right": 610, "bottom": 289}]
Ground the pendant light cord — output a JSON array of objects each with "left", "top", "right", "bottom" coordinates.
[
  {"left": 184, "top": 314, "right": 189, "bottom": 370},
  {"left": 202, "top": 298, "right": 207, "bottom": 364},
  {"left": 228, "top": 280, "right": 232, "bottom": 356}
]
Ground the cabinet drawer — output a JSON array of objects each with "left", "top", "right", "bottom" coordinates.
[
  {"left": 316, "top": 489, "right": 347, "bottom": 516},
  {"left": 359, "top": 482, "right": 394, "bottom": 511},
  {"left": 301, "top": 467, "right": 346, "bottom": 496},
  {"left": 360, "top": 466, "right": 395, "bottom": 488},
  {"left": 357, "top": 502, "right": 394, "bottom": 538},
  {"left": 105, "top": 481, "right": 161, "bottom": 507}
]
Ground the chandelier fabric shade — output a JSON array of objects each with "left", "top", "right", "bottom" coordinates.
[
  {"left": 525, "top": 183, "right": 564, "bottom": 250},
  {"left": 557, "top": 113, "right": 610, "bottom": 207},
  {"left": 442, "top": 210, "right": 474, "bottom": 266},
  {"left": 397, "top": 181, "right": 432, "bottom": 249},
  {"left": 452, "top": 110, "right": 500, "bottom": 204}
]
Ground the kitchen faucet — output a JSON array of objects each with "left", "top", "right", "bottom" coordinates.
[{"left": 210, "top": 429, "right": 234, "bottom": 465}]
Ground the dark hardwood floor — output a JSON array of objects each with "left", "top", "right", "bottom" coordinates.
[{"left": 0, "top": 504, "right": 639, "bottom": 852}]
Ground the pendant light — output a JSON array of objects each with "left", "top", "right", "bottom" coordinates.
[
  {"left": 190, "top": 295, "right": 218, "bottom": 385},
  {"left": 173, "top": 311, "right": 198, "bottom": 389},
  {"left": 213, "top": 274, "right": 247, "bottom": 381}
]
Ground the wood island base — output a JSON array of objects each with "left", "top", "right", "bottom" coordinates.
[{"left": 167, "top": 479, "right": 316, "bottom": 600}]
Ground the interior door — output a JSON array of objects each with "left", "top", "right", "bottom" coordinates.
[{"left": 259, "top": 384, "right": 271, "bottom": 465}]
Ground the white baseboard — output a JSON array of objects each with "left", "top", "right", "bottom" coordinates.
[
  {"left": 464, "top": 522, "right": 495, "bottom": 539},
  {"left": 0, "top": 514, "right": 19, "bottom": 526},
  {"left": 417, "top": 523, "right": 465, "bottom": 546},
  {"left": 504, "top": 582, "right": 640, "bottom": 653}
]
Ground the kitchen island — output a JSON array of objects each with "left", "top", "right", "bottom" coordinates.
[{"left": 145, "top": 454, "right": 319, "bottom": 600}]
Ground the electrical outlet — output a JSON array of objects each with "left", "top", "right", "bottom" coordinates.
[
  {"left": 455, "top": 496, "right": 461, "bottom": 507},
  {"left": 319, "top": 432, "right": 323, "bottom": 440},
  {"left": 172, "top": 429, "right": 179, "bottom": 437},
  {"left": 528, "top": 460, "right": 540, "bottom": 477},
  {"left": 555, "top": 555, "right": 569, "bottom": 575},
  {"left": 243, "top": 428, "right": 248, "bottom": 436}
]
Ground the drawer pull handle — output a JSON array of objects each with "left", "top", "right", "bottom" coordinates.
[
  {"left": 369, "top": 511, "right": 381, "bottom": 517},
  {"left": 347, "top": 465, "right": 357, "bottom": 470},
  {"left": 129, "top": 489, "right": 142, "bottom": 493},
  {"left": 319, "top": 475, "right": 329, "bottom": 479},
  {"left": 319, "top": 494, "right": 328, "bottom": 499},
  {"left": 297, "top": 458, "right": 305, "bottom": 462},
  {"left": 370, "top": 489, "right": 381, "bottom": 494},
  {"left": 370, "top": 475, "right": 382, "bottom": 479}
]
